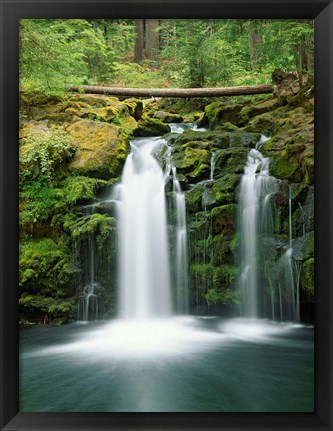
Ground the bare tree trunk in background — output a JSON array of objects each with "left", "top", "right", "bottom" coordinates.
[
  {"left": 248, "top": 21, "right": 263, "bottom": 72},
  {"left": 145, "top": 19, "right": 159, "bottom": 60},
  {"left": 134, "top": 19, "right": 144, "bottom": 63}
]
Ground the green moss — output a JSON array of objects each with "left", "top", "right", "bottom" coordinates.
[
  {"left": 204, "top": 102, "right": 244, "bottom": 128},
  {"left": 135, "top": 115, "right": 171, "bottom": 137},
  {"left": 269, "top": 155, "right": 298, "bottom": 181},
  {"left": 185, "top": 185, "right": 206, "bottom": 213},
  {"left": 153, "top": 111, "right": 183, "bottom": 123},
  {"left": 174, "top": 129, "right": 260, "bottom": 150},
  {"left": 67, "top": 119, "right": 129, "bottom": 179},
  {"left": 213, "top": 264, "right": 238, "bottom": 287},
  {"left": 63, "top": 213, "right": 116, "bottom": 248},
  {"left": 210, "top": 204, "right": 237, "bottom": 237},
  {"left": 19, "top": 237, "right": 78, "bottom": 323},
  {"left": 62, "top": 176, "right": 109, "bottom": 205},
  {"left": 204, "top": 288, "right": 239, "bottom": 308},
  {"left": 172, "top": 146, "right": 210, "bottom": 180},
  {"left": 300, "top": 258, "right": 314, "bottom": 300}
]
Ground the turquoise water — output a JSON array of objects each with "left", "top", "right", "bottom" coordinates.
[{"left": 20, "top": 317, "right": 314, "bottom": 412}]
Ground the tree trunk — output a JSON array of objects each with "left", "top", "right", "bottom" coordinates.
[
  {"left": 248, "top": 21, "right": 263, "bottom": 71},
  {"left": 68, "top": 84, "right": 273, "bottom": 98},
  {"left": 134, "top": 19, "right": 144, "bottom": 63},
  {"left": 145, "top": 19, "right": 159, "bottom": 60}
]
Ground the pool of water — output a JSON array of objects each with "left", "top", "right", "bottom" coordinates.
[{"left": 20, "top": 317, "right": 314, "bottom": 412}]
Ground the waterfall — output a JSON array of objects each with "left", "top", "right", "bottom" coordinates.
[
  {"left": 210, "top": 151, "right": 216, "bottom": 181},
  {"left": 77, "top": 205, "right": 100, "bottom": 322},
  {"left": 172, "top": 167, "right": 189, "bottom": 314},
  {"left": 238, "top": 146, "right": 277, "bottom": 318},
  {"left": 114, "top": 137, "right": 172, "bottom": 320}
]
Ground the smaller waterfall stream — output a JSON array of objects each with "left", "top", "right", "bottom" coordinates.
[
  {"left": 238, "top": 137, "right": 304, "bottom": 321},
  {"left": 238, "top": 146, "right": 277, "bottom": 318},
  {"left": 77, "top": 205, "right": 100, "bottom": 322},
  {"left": 172, "top": 167, "right": 189, "bottom": 314}
]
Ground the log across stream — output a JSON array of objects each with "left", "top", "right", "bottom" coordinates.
[{"left": 68, "top": 83, "right": 274, "bottom": 98}]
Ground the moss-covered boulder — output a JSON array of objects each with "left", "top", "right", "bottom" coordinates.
[
  {"left": 19, "top": 237, "right": 78, "bottom": 324},
  {"left": 173, "top": 129, "right": 260, "bottom": 149},
  {"left": 153, "top": 111, "right": 183, "bottom": 123},
  {"left": 204, "top": 102, "right": 245, "bottom": 129},
  {"left": 239, "top": 98, "right": 281, "bottom": 125},
  {"left": 300, "top": 257, "right": 314, "bottom": 301},
  {"left": 135, "top": 114, "right": 171, "bottom": 137},
  {"left": 260, "top": 107, "right": 314, "bottom": 183},
  {"left": 67, "top": 120, "right": 129, "bottom": 179},
  {"left": 210, "top": 204, "right": 237, "bottom": 237},
  {"left": 172, "top": 145, "right": 210, "bottom": 181}
]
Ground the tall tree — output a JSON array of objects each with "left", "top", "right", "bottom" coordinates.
[
  {"left": 145, "top": 19, "right": 159, "bottom": 60},
  {"left": 134, "top": 19, "right": 144, "bottom": 63},
  {"left": 247, "top": 20, "right": 264, "bottom": 72}
]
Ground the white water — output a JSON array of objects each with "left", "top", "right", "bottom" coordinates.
[
  {"left": 172, "top": 167, "right": 189, "bottom": 313},
  {"left": 210, "top": 151, "right": 216, "bottom": 181},
  {"left": 77, "top": 206, "right": 100, "bottom": 322},
  {"left": 114, "top": 137, "right": 172, "bottom": 319},
  {"left": 238, "top": 141, "right": 277, "bottom": 318}
]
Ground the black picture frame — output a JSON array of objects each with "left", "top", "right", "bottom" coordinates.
[{"left": 1, "top": 0, "right": 332, "bottom": 430}]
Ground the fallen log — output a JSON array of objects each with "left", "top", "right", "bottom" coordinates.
[{"left": 68, "top": 84, "right": 274, "bottom": 98}]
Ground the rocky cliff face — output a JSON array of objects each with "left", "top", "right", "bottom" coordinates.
[{"left": 19, "top": 84, "right": 314, "bottom": 325}]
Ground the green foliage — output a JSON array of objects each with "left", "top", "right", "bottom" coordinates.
[
  {"left": 300, "top": 258, "right": 314, "bottom": 299},
  {"left": 19, "top": 238, "right": 77, "bottom": 295},
  {"left": 110, "top": 62, "right": 165, "bottom": 87},
  {"left": 63, "top": 176, "right": 109, "bottom": 205},
  {"left": 20, "top": 19, "right": 118, "bottom": 92},
  {"left": 20, "top": 19, "right": 313, "bottom": 93},
  {"left": 213, "top": 264, "right": 238, "bottom": 287},
  {"left": 20, "top": 294, "right": 74, "bottom": 314},
  {"left": 205, "top": 288, "right": 238, "bottom": 308},
  {"left": 20, "top": 182, "right": 65, "bottom": 225},
  {"left": 20, "top": 128, "right": 77, "bottom": 181},
  {"left": 63, "top": 213, "right": 116, "bottom": 249}
]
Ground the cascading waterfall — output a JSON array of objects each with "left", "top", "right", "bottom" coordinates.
[
  {"left": 238, "top": 142, "right": 277, "bottom": 318},
  {"left": 172, "top": 167, "right": 189, "bottom": 314},
  {"left": 210, "top": 151, "right": 216, "bottom": 181},
  {"left": 280, "top": 185, "right": 301, "bottom": 322},
  {"left": 238, "top": 136, "right": 304, "bottom": 321},
  {"left": 114, "top": 137, "right": 172, "bottom": 320},
  {"left": 77, "top": 205, "right": 100, "bottom": 322}
]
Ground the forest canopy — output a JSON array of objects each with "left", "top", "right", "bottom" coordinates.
[{"left": 19, "top": 19, "right": 314, "bottom": 93}]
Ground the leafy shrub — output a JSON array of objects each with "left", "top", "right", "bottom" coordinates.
[{"left": 20, "top": 128, "right": 77, "bottom": 181}]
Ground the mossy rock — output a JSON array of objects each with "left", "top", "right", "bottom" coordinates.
[
  {"left": 242, "top": 112, "right": 278, "bottom": 136},
  {"left": 173, "top": 129, "right": 260, "bottom": 149},
  {"left": 300, "top": 257, "right": 314, "bottom": 301},
  {"left": 69, "top": 94, "right": 120, "bottom": 108},
  {"left": 172, "top": 146, "right": 210, "bottom": 181},
  {"left": 214, "top": 148, "right": 248, "bottom": 177},
  {"left": 185, "top": 184, "right": 207, "bottom": 213},
  {"left": 210, "top": 204, "right": 237, "bottom": 237},
  {"left": 153, "top": 111, "right": 183, "bottom": 123},
  {"left": 78, "top": 106, "right": 119, "bottom": 122},
  {"left": 239, "top": 98, "right": 281, "bottom": 124},
  {"left": 135, "top": 115, "right": 171, "bottom": 137},
  {"left": 210, "top": 234, "right": 233, "bottom": 266},
  {"left": 19, "top": 120, "right": 51, "bottom": 140},
  {"left": 269, "top": 156, "right": 298, "bottom": 181},
  {"left": 204, "top": 102, "right": 245, "bottom": 129},
  {"left": 123, "top": 98, "right": 143, "bottom": 121},
  {"left": 67, "top": 119, "right": 129, "bottom": 179}
]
